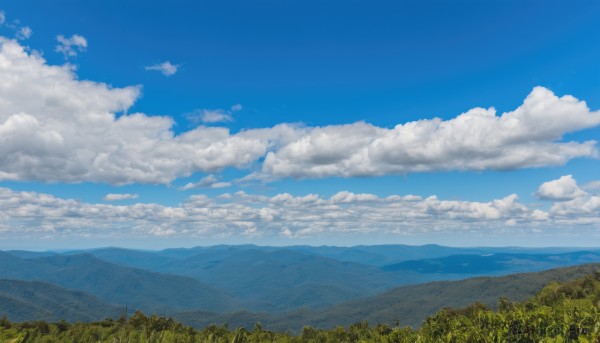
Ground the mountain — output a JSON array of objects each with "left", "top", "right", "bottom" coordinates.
[
  {"left": 383, "top": 250, "right": 600, "bottom": 274},
  {"left": 75, "top": 245, "right": 600, "bottom": 313},
  {"left": 300, "top": 263, "right": 600, "bottom": 329},
  {"left": 3, "top": 245, "right": 600, "bottom": 317},
  {"left": 61, "top": 246, "right": 415, "bottom": 312},
  {"left": 285, "top": 244, "right": 589, "bottom": 266},
  {"left": 0, "top": 252, "right": 240, "bottom": 314},
  {"left": 287, "top": 244, "right": 490, "bottom": 266},
  {"left": 72, "top": 247, "right": 179, "bottom": 270},
  {"left": 0, "top": 279, "right": 120, "bottom": 322},
  {"left": 10, "top": 245, "right": 599, "bottom": 314},
  {"left": 76, "top": 244, "right": 594, "bottom": 270},
  {"left": 2, "top": 272, "right": 599, "bottom": 342},
  {"left": 175, "top": 263, "right": 600, "bottom": 332},
  {"left": 156, "top": 248, "right": 427, "bottom": 312},
  {"left": 4, "top": 250, "right": 57, "bottom": 259},
  {"left": 70, "top": 245, "right": 269, "bottom": 269}
]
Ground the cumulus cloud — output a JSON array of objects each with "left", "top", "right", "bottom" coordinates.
[
  {"left": 536, "top": 175, "right": 587, "bottom": 201},
  {"left": 103, "top": 193, "right": 139, "bottom": 201},
  {"left": 0, "top": 11, "right": 5, "bottom": 26},
  {"left": 537, "top": 176, "right": 600, "bottom": 222},
  {"left": 1, "top": 37, "right": 599, "bottom": 185},
  {"left": 261, "top": 87, "right": 600, "bottom": 178},
  {"left": 55, "top": 34, "right": 87, "bottom": 58},
  {"left": 0, "top": 187, "right": 555, "bottom": 241},
  {"left": 2, "top": 181, "right": 600, "bottom": 242},
  {"left": 0, "top": 38, "right": 298, "bottom": 184},
  {"left": 145, "top": 61, "right": 178, "bottom": 76},
  {"left": 180, "top": 175, "right": 232, "bottom": 190},
  {"left": 550, "top": 195, "right": 600, "bottom": 218},
  {"left": 16, "top": 26, "right": 32, "bottom": 40}
]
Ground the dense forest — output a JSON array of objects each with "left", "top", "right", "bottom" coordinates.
[{"left": 1, "top": 272, "right": 599, "bottom": 342}]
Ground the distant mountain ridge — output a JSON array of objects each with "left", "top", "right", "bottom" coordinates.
[
  {"left": 155, "top": 248, "right": 418, "bottom": 312},
  {"left": 1, "top": 244, "right": 600, "bottom": 327},
  {"left": 382, "top": 250, "right": 600, "bottom": 274},
  {"left": 54, "top": 244, "right": 593, "bottom": 267}
]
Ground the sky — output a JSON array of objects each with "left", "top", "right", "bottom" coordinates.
[{"left": 0, "top": 0, "right": 599, "bottom": 249}]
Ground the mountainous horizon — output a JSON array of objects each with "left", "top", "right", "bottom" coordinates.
[
  {"left": 1, "top": 250, "right": 598, "bottom": 331},
  {"left": 2, "top": 244, "right": 599, "bottom": 326}
]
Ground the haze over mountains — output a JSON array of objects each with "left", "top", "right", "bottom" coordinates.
[{"left": 1, "top": 244, "right": 599, "bottom": 330}]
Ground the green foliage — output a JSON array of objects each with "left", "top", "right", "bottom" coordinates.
[
  {"left": 1, "top": 273, "right": 599, "bottom": 342},
  {"left": 419, "top": 272, "right": 600, "bottom": 342}
]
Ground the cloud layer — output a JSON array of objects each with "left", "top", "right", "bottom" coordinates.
[
  {"left": 1, "top": 175, "right": 598, "bottom": 242},
  {"left": 1, "top": 37, "right": 599, "bottom": 185}
]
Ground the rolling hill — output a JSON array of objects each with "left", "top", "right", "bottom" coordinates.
[
  {"left": 175, "top": 263, "right": 600, "bottom": 331},
  {"left": 0, "top": 279, "right": 120, "bottom": 322},
  {"left": 0, "top": 252, "right": 240, "bottom": 314},
  {"left": 3, "top": 245, "right": 600, "bottom": 318},
  {"left": 156, "top": 248, "right": 424, "bottom": 312}
]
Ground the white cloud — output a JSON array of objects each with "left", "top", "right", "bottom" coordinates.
[
  {"left": 3, "top": 183, "right": 599, "bottom": 242},
  {"left": 330, "top": 191, "right": 379, "bottom": 203},
  {"left": 193, "top": 175, "right": 218, "bottom": 187},
  {"left": 187, "top": 104, "right": 243, "bottom": 124},
  {"left": 145, "top": 61, "right": 178, "bottom": 76},
  {"left": 0, "top": 38, "right": 295, "bottom": 184},
  {"left": 536, "top": 175, "right": 587, "bottom": 201},
  {"left": 180, "top": 175, "right": 232, "bottom": 190},
  {"left": 103, "top": 193, "right": 139, "bottom": 201},
  {"left": 1, "top": 37, "right": 599, "bottom": 185},
  {"left": 550, "top": 195, "right": 600, "bottom": 218},
  {"left": 199, "top": 109, "right": 233, "bottom": 123},
  {"left": 149, "top": 226, "right": 177, "bottom": 236},
  {"left": 544, "top": 176, "right": 600, "bottom": 220},
  {"left": 0, "top": 186, "right": 554, "bottom": 241},
  {"left": 55, "top": 34, "right": 87, "bottom": 58},
  {"left": 16, "top": 26, "right": 32, "bottom": 40},
  {"left": 261, "top": 87, "right": 600, "bottom": 178},
  {"left": 0, "top": 12, "right": 32, "bottom": 41}
]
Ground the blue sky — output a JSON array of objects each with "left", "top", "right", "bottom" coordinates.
[{"left": 0, "top": 0, "right": 599, "bottom": 249}]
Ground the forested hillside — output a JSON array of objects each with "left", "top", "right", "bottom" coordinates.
[
  {"left": 1, "top": 271, "right": 599, "bottom": 342},
  {"left": 0, "top": 253, "right": 240, "bottom": 313},
  {"left": 1, "top": 246, "right": 599, "bottom": 329},
  {"left": 175, "top": 263, "right": 600, "bottom": 331},
  {"left": 0, "top": 279, "right": 120, "bottom": 322},
  {"left": 5, "top": 244, "right": 595, "bottom": 314}
]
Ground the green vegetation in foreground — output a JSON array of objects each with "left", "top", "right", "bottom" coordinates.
[{"left": 1, "top": 273, "right": 599, "bottom": 342}]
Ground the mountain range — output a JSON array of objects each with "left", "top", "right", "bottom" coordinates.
[{"left": 1, "top": 244, "right": 599, "bottom": 330}]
